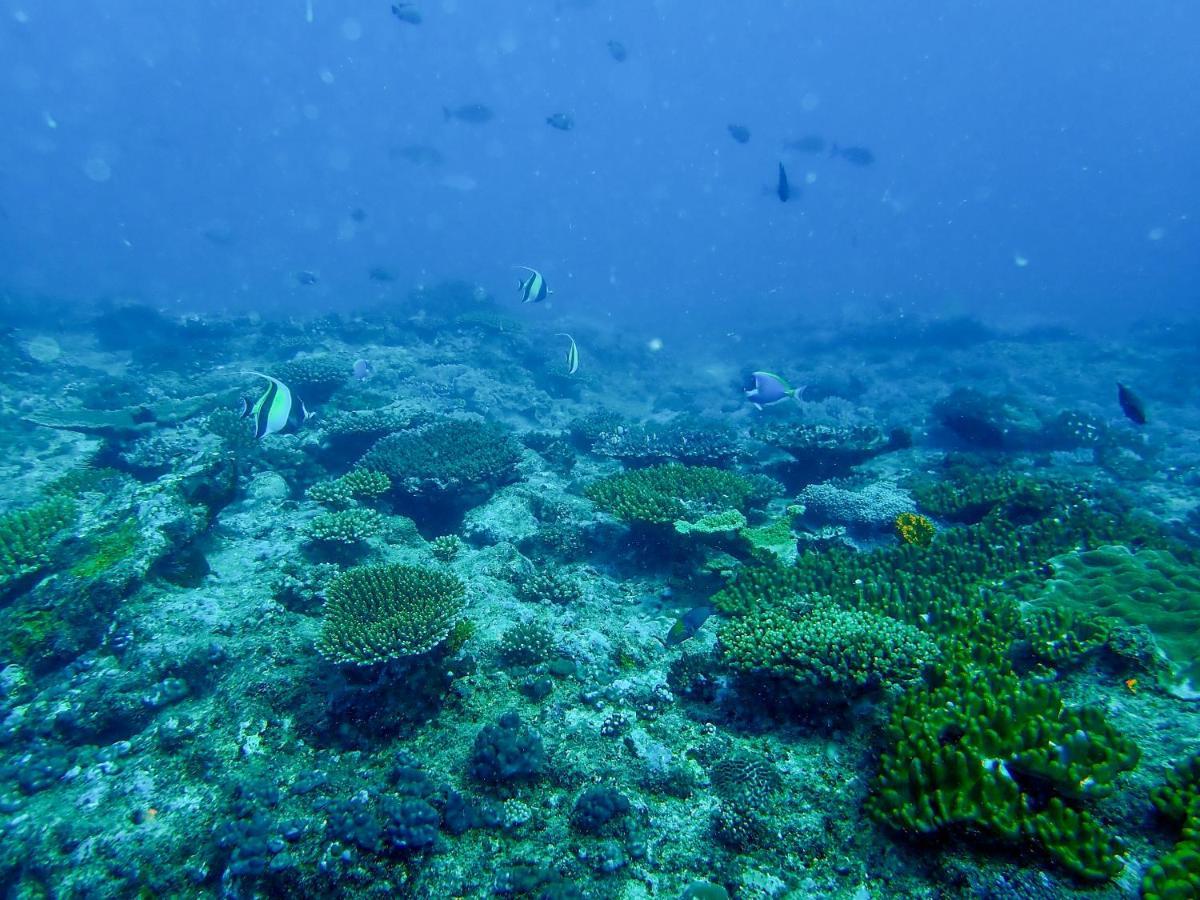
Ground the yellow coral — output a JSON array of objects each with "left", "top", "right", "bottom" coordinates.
[{"left": 895, "top": 512, "right": 935, "bottom": 547}]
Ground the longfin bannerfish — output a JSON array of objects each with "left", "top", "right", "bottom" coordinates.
[
  {"left": 555, "top": 333, "right": 579, "bottom": 375},
  {"left": 515, "top": 266, "right": 550, "bottom": 303},
  {"left": 241, "top": 371, "right": 312, "bottom": 439}
]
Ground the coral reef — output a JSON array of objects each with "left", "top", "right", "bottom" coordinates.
[
  {"left": 316, "top": 564, "right": 467, "bottom": 665},
  {"left": 585, "top": 463, "right": 777, "bottom": 528},
  {"left": 719, "top": 594, "right": 937, "bottom": 696},
  {"left": 358, "top": 418, "right": 522, "bottom": 504},
  {"left": 869, "top": 660, "right": 1139, "bottom": 881},
  {"left": 0, "top": 497, "right": 76, "bottom": 597}
]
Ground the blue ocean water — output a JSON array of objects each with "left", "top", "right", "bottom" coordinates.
[{"left": 0, "top": 2, "right": 1199, "bottom": 897}]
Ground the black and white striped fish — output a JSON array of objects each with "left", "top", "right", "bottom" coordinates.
[
  {"left": 555, "top": 333, "right": 579, "bottom": 375},
  {"left": 516, "top": 266, "right": 550, "bottom": 303},
  {"left": 239, "top": 371, "right": 312, "bottom": 439}
]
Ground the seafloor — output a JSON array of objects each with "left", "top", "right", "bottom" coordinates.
[{"left": 0, "top": 284, "right": 1198, "bottom": 899}]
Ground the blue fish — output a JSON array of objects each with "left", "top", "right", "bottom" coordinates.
[{"left": 745, "top": 371, "right": 803, "bottom": 410}]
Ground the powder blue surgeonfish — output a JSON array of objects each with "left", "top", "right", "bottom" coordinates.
[
  {"left": 239, "top": 371, "right": 312, "bottom": 439},
  {"left": 745, "top": 371, "right": 804, "bottom": 410},
  {"left": 516, "top": 266, "right": 550, "bottom": 303}
]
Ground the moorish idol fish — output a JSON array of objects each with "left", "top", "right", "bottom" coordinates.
[
  {"left": 239, "top": 371, "right": 312, "bottom": 439},
  {"left": 555, "top": 332, "right": 580, "bottom": 375},
  {"left": 745, "top": 371, "right": 804, "bottom": 410},
  {"left": 516, "top": 266, "right": 550, "bottom": 303}
]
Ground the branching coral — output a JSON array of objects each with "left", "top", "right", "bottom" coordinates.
[
  {"left": 719, "top": 594, "right": 937, "bottom": 695},
  {"left": 317, "top": 563, "right": 466, "bottom": 665},
  {"left": 868, "top": 662, "right": 1139, "bottom": 882},
  {"left": 585, "top": 463, "right": 777, "bottom": 528},
  {"left": 358, "top": 419, "right": 522, "bottom": 500},
  {"left": 0, "top": 496, "right": 77, "bottom": 597}
]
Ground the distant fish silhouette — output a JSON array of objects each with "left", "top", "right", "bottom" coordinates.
[
  {"left": 295, "top": 271, "right": 319, "bottom": 286},
  {"left": 727, "top": 124, "right": 750, "bottom": 144},
  {"left": 390, "top": 144, "right": 444, "bottom": 167},
  {"left": 391, "top": 3, "right": 421, "bottom": 25},
  {"left": 1117, "top": 383, "right": 1147, "bottom": 425},
  {"left": 776, "top": 162, "right": 792, "bottom": 202},
  {"left": 786, "top": 135, "right": 826, "bottom": 154},
  {"left": 546, "top": 112, "right": 575, "bottom": 132},
  {"left": 443, "top": 103, "right": 494, "bottom": 125},
  {"left": 831, "top": 144, "right": 875, "bottom": 166},
  {"left": 606, "top": 39, "right": 627, "bottom": 62}
]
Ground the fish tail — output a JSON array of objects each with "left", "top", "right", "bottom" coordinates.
[{"left": 793, "top": 384, "right": 807, "bottom": 403}]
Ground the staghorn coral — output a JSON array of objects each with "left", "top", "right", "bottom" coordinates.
[{"left": 317, "top": 563, "right": 466, "bottom": 665}]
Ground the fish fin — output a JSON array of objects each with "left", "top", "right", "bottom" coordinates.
[
  {"left": 753, "top": 403, "right": 764, "bottom": 412},
  {"left": 238, "top": 397, "right": 251, "bottom": 418},
  {"left": 793, "top": 384, "right": 807, "bottom": 403}
]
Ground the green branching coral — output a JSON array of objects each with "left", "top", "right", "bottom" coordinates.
[
  {"left": 359, "top": 419, "right": 522, "bottom": 498},
  {"left": 868, "top": 662, "right": 1139, "bottom": 882},
  {"left": 0, "top": 496, "right": 77, "bottom": 596},
  {"left": 1145, "top": 754, "right": 1200, "bottom": 899},
  {"left": 719, "top": 594, "right": 937, "bottom": 694},
  {"left": 518, "top": 569, "right": 583, "bottom": 606},
  {"left": 305, "top": 508, "right": 384, "bottom": 545},
  {"left": 317, "top": 563, "right": 467, "bottom": 665},
  {"left": 585, "top": 463, "right": 777, "bottom": 528},
  {"left": 308, "top": 470, "right": 391, "bottom": 508},
  {"left": 429, "top": 534, "right": 465, "bottom": 562}
]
